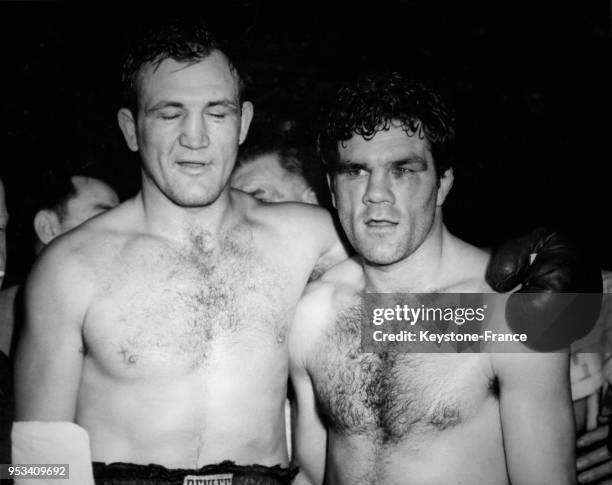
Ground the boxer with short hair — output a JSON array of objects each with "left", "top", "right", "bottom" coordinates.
[
  {"left": 290, "top": 73, "right": 576, "bottom": 484},
  {"left": 13, "top": 17, "right": 348, "bottom": 485}
]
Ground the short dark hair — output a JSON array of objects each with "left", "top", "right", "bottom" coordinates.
[
  {"left": 121, "top": 17, "right": 245, "bottom": 115},
  {"left": 42, "top": 179, "right": 77, "bottom": 220},
  {"left": 318, "top": 72, "right": 455, "bottom": 177},
  {"left": 34, "top": 159, "right": 113, "bottom": 221},
  {"left": 36, "top": 171, "right": 84, "bottom": 221}
]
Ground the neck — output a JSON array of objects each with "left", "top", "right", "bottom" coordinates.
[
  {"left": 138, "top": 180, "right": 235, "bottom": 244},
  {"left": 362, "top": 217, "right": 450, "bottom": 293}
]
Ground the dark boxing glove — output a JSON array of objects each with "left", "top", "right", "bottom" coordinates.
[{"left": 486, "top": 227, "right": 603, "bottom": 351}]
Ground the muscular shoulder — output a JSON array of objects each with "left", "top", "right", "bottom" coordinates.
[
  {"left": 441, "top": 231, "right": 493, "bottom": 292},
  {"left": 30, "top": 227, "right": 95, "bottom": 288},
  {"left": 233, "top": 190, "right": 346, "bottom": 276},
  {"left": 234, "top": 189, "right": 337, "bottom": 243},
  {"left": 319, "top": 256, "right": 364, "bottom": 288},
  {"left": 290, "top": 260, "right": 363, "bottom": 364},
  {"left": 28, "top": 201, "right": 134, "bottom": 294},
  {"left": 24, "top": 232, "right": 96, "bottom": 333}
]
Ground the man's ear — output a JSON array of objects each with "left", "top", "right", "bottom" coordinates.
[
  {"left": 117, "top": 108, "right": 139, "bottom": 152},
  {"left": 300, "top": 187, "right": 318, "bottom": 205},
  {"left": 326, "top": 173, "right": 337, "bottom": 208},
  {"left": 33, "top": 210, "right": 61, "bottom": 245},
  {"left": 436, "top": 167, "right": 454, "bottom": 206},
  {"left": 238, "top": 101, "right": 254, "bottom": 145}
]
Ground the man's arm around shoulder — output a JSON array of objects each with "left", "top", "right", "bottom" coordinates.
[{"left": 278, "top": 203, "right": 350, "bottom": 279}]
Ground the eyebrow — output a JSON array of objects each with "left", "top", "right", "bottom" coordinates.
[
  {"left": 391, "top": 157, "right": 428, "bottom": 168},
  {"left": 206, "top": 100, "right": 239, "bottom": 111},
  {"left": 336, "top": 160, "right": 367, "bottom": 170},
  {"left": 146, "top": 99, "right": 239, "bottom": 114},
  {"left": 336, "top": 157, "right": 428, "bottom": 170}
]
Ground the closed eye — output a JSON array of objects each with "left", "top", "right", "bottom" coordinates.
[{"left": 158, "top": 110, "right": 182, "bottom": 120}]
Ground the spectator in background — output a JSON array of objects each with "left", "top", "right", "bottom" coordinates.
[
  {"left": 232, "top": 138, "right": 321, "bottom": 205},
  {"left": 231, "top": 87, "right": 332, "bottom": 209},
  {"left": 31, "top": 174, "right": 119, "bottom": 254},
  {"left": 575, "top": 270, "right": 612, "bottom": 484},
  {"left": 0, "top": 171, "right": 119, "bottom": 356}
]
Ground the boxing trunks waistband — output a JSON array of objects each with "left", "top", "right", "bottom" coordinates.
[{"left": 92, "top": 460, "right": 298, "bottom": 485}]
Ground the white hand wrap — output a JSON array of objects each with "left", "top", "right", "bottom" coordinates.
[{"left": 11, "top": 421, "right": 95, "bottom": 485}]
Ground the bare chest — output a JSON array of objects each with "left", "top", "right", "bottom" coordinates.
[
  {"left": 85, "top": 235, "right": 294, "bottom": 377},
  {"left": 310, "top": 305, "right": 494, "bottom": 446}
]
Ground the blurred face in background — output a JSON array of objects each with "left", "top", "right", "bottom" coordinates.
[
  {"left": 57, "top": 176, "right": 119, "bottom": 233},
  {"left": 33, "top": 176, "right": 119, "bottom": 249},
  {"left": 231, "top": 153, "right": 317, "bottom": 204}
]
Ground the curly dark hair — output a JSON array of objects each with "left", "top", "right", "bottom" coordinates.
[
  {"left": 318, "top": 72, "right": 455, "bottom": 177},
  {"left": 121, "top": 17, "right": 245, "bottom": 116}
]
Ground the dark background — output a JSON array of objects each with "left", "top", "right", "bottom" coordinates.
[{"left": 1, "top": 1, "right": 611, "bottom": 285}]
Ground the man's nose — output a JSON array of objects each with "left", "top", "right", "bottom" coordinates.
[
  {"left": 363, "top": 172, "right": 395, "bottom": 205},
  {"left": 179, "top": 114, "right": 209, "bottom": 149}
]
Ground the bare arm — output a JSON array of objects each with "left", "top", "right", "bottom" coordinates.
[
  {"left": 15, "top": 243, "right": 90, "bottom": 421},
  {"left": 308, "top": 208, "right": 350, "bottom": 280},
  {"left": 289, "top": 285, "right": 331, "bottom": 485},
  {"left": 494, "top": 351, "right": 575, "bottom": 484},
  {"left": 290, "top": 357, "right": 327, "bottom": 485}
]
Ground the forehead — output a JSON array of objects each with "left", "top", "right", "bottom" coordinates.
[
  {"left": 338, "top": 123, "right": 432, "bottom": 165},
  {"left": 69, "top": 176, "right": 118, "bottom": 205},
  {"left": 233, "top": 153, "right": 288, "bottom": 184},
  {"left": 138, "top": 51, "right": 240, "bottom": 108}
]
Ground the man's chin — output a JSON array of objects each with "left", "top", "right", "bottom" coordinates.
[
  {"left": 359, "top": 249, "right": 404, "bottom": 268},
  {"left": 168, "top": 187, "right": 226, "bottom": 208}
]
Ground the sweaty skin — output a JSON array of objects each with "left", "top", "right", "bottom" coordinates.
[
  {"left": 15, "top": 53, "right": 346, "bottom": 469},
  {"left": 290, "top": 125, "right": 574, "bottom": 485}
]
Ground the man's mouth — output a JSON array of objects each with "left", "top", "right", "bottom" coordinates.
[
  {"left": 177, "top": 160, "right": 209, "bottom": 167},
  {"left": 365, "top": 218, "right": 398, "bottom": 227},
  {"left": 176, "top": 160, "right": 211, "bottom": 173}
]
